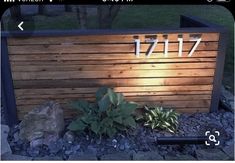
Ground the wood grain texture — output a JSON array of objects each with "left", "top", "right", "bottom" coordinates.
[
  {"left": 11, "top": 62, "right": 216, "bottom": 72},
  {"left": 15, "top": 94, "right": 211, "bottom": 101},
  {"left": 14, "top": 85, "right": 213, "bottom": 96},
  {"left": 15, "top": 95, "right": 211, "bottom": 105},
  {"left": 15, "top": 90, "right": 212, "bottom": 99},
  {"left": 9, "top": 51, "right": 218, "bottom": 61},
  {"left": 8, "top": 42, "right": 218, "bottom": 54},
  {"left": 16, "top": 100, "right": 211, "bottom": 109},
  {"left": 12, "top": 69, "right": 215, "bottom": 80},
  {"left": 13, "top": 77, "right": 213, "bottom": 88},
  {"left": 8, "top": 32, "right": 220, "bottom": 119},
  {"left": 10, "top": 58, "right": 217, "bottom": 65}
]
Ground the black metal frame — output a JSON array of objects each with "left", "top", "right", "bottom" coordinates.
[
  {"left": 1, "top": 15, "right": 228, "bottom": 126},
  {"left": 1, "top": 37, "right": 18, "bottom": 126}
]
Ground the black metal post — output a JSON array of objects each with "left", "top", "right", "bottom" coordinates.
[
  {"left": 1, "top": 37, "right": 18, "bottom": 126},
  {"left": 210, "top": 29, "right": 228, "bottom": 112}
]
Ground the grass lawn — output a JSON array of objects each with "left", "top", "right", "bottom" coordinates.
[{"left": 2, "top": 5, "right": 234, "bottom": 93}]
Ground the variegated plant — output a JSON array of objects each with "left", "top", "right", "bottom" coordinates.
[{"left": 142, "top": 106, "right": 179, "bottom": 133}]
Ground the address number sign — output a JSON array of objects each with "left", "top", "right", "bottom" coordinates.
[{"left": 134, "top": 34, "right": 202, "bottom": 57}]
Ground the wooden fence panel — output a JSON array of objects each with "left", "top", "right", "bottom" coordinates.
[{"left": 7, "top": 32, "right": 220, "bottom": 119}]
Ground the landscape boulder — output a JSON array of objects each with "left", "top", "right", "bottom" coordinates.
[{"left": 19, "top": 101, "right": 64, "bottom": 146}]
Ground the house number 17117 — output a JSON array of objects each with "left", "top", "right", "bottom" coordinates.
[{"left": 134, "top": 35, "right": 201, "bottom": 57}]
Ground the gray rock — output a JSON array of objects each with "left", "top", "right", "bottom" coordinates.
[
  {"left": 43, "top": 134, "right": 61, "bottom": 146},
  {"left": 65, "top": 150, "right": 73, "bottom": 155},
  {"left": 222, "top": 145, "right": 234, "bottom": 159},
  {"left": 112, "top": 139, "right": 118, "bottom": 148},
  {"left": 13, "top": 132, "right": 20, "bottom": 142},
  {"left": 48, "top": 139, "right": 63, "bottom": 154},
  {"left": 19, "top": 101, "right": 64, "bottom": 144},
  {"left": 1, "top": 125, "right": 12, "bottom": 155},
  {"left": 225, "top": 139, "right": 234, "bottom": 146},
  {"left": 33, "top": 156, "right": 62, "bottom": 160},
  {"left": 119, "top": 144, "right": 125, "bottom": 151},
  {"left": 95, "top": 138, "right": 102, "bottom": 145},
  {"left": 125, "top": 142, "right": 131, "bottom": 149},
  {"left": 133, "top": 151, "right": 163, "bottom": 160},
  {"left": 1, "top": 153, "right": 32, "bottom": 160},
  {"left": 86, "top": 145, "right": 97, "bottom": 155},
  {"left": 27, "top": 147, "right": 40, "bottom": 157},
  {"left": 100, "top": 152, "right": 131, "bottom": 160},
  {"left": 230, "top": 101, "right": 234, "bottom": 110},
  {"left": 165, "top": 154, "right": 196, "bottom": 160},
  {"left": 220, "top": 86, "right": 234, "bottom": 112},
  {"left": 64, "top": 144, "right": 80, "bottom": 155},
  {"left": 69, "top": 154, "right": 97, "bottom": 160},
  {"left": 71, "top": 144, "right": 80, "bottom": 151},
  {"left": 195, "top": 149, "right": 230, "bottom": 160},
  {"left": 30, "top": 138, "right": 43, "bottom": 148},
  {"left": 159, "top": 131, "right": 173, "bottom": 137},
  {"left": 119, "top": 138, "right": 130, "bottom": 151},
  {"left": 63, "top": 131, "right": 75, "bottom": 144}
]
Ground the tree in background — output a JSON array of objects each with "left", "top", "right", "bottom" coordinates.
[
  {"left": 38, "top": 5, "right": 47, "bottom": 15},
  {"left": 76, "top": 5, "right": 121, "bottom": 29},
  {"left": 65, "top": 5, "right": 73, "bottom": 12},
  {"left": 97, "top": 5, "right": 121, "bottom": 29},
  {"left": 10, "top": 6, "right": 22, "bottom": 20},
  {"left": 76, "top": 6, "right": 88, "bottom": 29}
]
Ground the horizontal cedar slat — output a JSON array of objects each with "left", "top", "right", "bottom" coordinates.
[
  {"left": 7, "top": 33, "right": 219, "bottom": 45},
  {"left": 15, "top": 90, "right": 212, "bottom": 99},
  {"left": 14, "top": 85, "right": 213, "bottom": 96},
  {"left": 8, "top": 42, "right": 218, "bottom": 54},
  {"left": 16, "top": 100, "right": 210, "bottom": 108},
  {"left": 15, "top": 95, "right": 211, "bottom": 105},
  {"left": 8, "top": 32, "right": 220, "bottom": 119},
  {"left": 16, "top": 94, "right": 211, "bottom": 101},
  {"left": 13, "top": 77, "right": 213, "bottom": 88},
  {"left": 9, "top": 51, "right": 218, "bottom": 61},
  {"left": 12, "top": 69, "right": 215, "bottom": 80},
  {"left": 10, "top": 58, "right": 217, "bottom": 65},
  {"left": 127, "top": 95, "right": 211, "bottom": 101},
  {"left": 11, "top": 62, "right": 216, "bottom": 72},
  {"left": 137, "top": 100, "right": 210, "bottom": 108}
]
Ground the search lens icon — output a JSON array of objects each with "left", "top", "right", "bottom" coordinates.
[
  {"left": 209, "top": 135, "right": 216, "bottom": 142},
  {"left": 205, "top": 131, "right": 220, "bottom": 146}
]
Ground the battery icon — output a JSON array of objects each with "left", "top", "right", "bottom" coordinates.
[{"left": 216, "top": 0, "right": 230, "bottom": 2}]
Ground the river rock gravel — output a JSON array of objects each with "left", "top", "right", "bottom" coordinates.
[{"left": 2, "top": 108, "right": 234, "bottom": 160}]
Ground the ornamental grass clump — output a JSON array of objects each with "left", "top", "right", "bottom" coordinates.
[{"left": 67, "top": 87, "right": 138, "bottom": 138}]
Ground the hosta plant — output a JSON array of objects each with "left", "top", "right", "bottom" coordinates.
[
  {"left": 141, "top": 106, "right": 179, "bottom": 133},
  {"left": 67, "top": 87, "right": 138, "bottom": 138}
]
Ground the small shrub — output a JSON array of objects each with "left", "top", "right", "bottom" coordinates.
[
  {"left": 67, "top": 87, "right": 138, "bottom": 138},
  {"left": 140, "top": 106, "right": 179, "bottom": 133}
]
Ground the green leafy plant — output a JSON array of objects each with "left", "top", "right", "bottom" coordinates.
[
  {"left": 140, "top": 106, "right": 179, "bottom": 133},
  {"left": 67, "top": 87, "right": 138, "bottom": 138}
]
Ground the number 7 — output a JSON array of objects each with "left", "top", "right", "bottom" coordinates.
[
  {"left": 146, "top": 39, "right": 158, "bottom": 57},
  {"left": 188, "top": 37, "right": 201, "bottom": 57}
]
